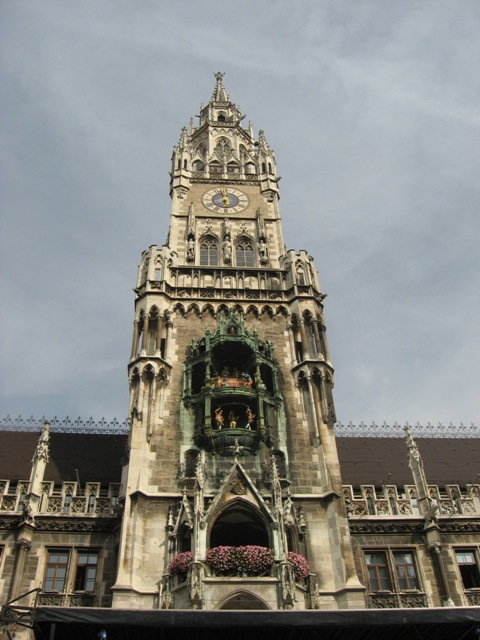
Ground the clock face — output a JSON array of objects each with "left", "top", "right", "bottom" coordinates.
[{"left": 202, "top": 188, "right": 249, "bottom": 213}]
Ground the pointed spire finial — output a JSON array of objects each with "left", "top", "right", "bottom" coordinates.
[
  {"left": 212, "top": 71, "right": 230, "bottom": 102},
  {"left": 177, "top": 126, "right": 188, "bottom": 150},
  {"left": 258, "top": 129, "right": 271, "bottom": 152},
  {"left": 32, "top": 420, "right": 50, "bottom": 464}
]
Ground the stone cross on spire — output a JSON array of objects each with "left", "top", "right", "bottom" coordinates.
[{"left": 212, "top": 71, "right": 230, "bottom": 103}]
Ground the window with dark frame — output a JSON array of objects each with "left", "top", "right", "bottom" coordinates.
[
  {"left": 365, "top": 551, "right": 392, "bottom": 591},
  {"left": 364, "top": 549, "right": 420, "bottom": 593},
  {"left": 393, "top": 551, "right": 418, "bottom": 590},
  {"left": 44, "top": 551, "right": 70, "bottom": 591},
  {"left": 456, "top": 549, "right": 480, "bottom": 589},
  {"left": 74, "top": 551, "right": 99, "bottom": 592}
]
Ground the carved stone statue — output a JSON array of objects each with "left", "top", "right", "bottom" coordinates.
[
  {"left": 222, "top": 239, "right": 232, "bottom": 262},
  {"left": 186, "top": 238, "right": 195, "bottom": 261},
  {"left": 258, "top": 239, "right": 268, "bottom": 263}
]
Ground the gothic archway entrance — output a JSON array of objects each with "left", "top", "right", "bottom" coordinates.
[{"left": 217, "top": 591, "right": 270, "bottom": 610}]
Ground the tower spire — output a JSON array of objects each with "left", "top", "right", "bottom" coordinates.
[{"left": 211, "top": 71, "right": 230, "bottom": 103}]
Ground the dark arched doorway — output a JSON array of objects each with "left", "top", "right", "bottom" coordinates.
[{"left": 209, "top": 502, "right": 269, "bottom": 548}]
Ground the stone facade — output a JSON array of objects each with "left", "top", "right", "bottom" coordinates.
[
  {"left": 0, "top": 74, "right": 479, "bottom": 637},
  {"left": 114, "top": 72, "right": 361, "bottom": 612}
]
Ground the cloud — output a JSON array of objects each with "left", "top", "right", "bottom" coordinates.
[{"left": 1, "top": 0, "right": 479, "bottom": 425}]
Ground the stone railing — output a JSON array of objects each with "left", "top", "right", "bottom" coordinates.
[
  {"left": 0, "top": 481, "right": 121, "bottom": 515},
  {"left": 465, "top": 590, "right": 480, "bottom": 606},
  {"left": 368, "top": 593, "right": 428, "bottom": 609},
  {"left": 36, "top": 592, "right": 96, "bottom": 607},
  {"left": 343, "top": 484, "right": 480, "bottom": 517}
]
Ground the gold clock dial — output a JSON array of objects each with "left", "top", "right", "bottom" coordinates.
[{"left": 202, "top": 188, "right": 249, "bottom": 213}]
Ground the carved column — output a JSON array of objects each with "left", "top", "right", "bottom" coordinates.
[
  {"left": 131, "top": 321, "right": 139, "bottom": 359},
  {"left": 287, "top": 325, "right": 297, "bottom": 366},
  {"left": 305, "top": 375, "right": 319, "bottom": 445},
  {"left": 298, "top": 320, "right": 309, "bottom": 359},
  {"left": 8, "top": 536, "right": 32, "bottom": 601},
  {"left": 146, "top": 375, "right": 157, "bottom": 442},
  {"left": 163, "top": 318, "right": 173, "bottom": 361},
  {"left": 155, "top": 315, "right": 163, "bottom": 355},
  {"left": 311, "top": 320, "right": 323, "bottom": 358},
  {"left": 429, "top": 543, "right": 455, "bottom": 606},
  {"left": 320, "top": 324, "right": 331, "bottom": 363},
  {"left": 141, "top": 315, "right": 150, "bottom": 355}
]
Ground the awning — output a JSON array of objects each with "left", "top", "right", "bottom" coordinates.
[{"left": 32, "top": 606, "right": 480, "bottom": 640}]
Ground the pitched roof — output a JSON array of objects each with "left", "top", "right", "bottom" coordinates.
[
  {"left": 0, "top": 431, "right": 125, "bottom": 485},
  {"left": 1, "top": 430, "right": 478, "bottom": 488},
  {"left": 336, "top": 437, "right": 480, "bottom": 487}
]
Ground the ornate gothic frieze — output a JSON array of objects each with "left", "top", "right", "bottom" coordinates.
[
  {"left": 348, "top": 520, "right": 425, "bottom": 535},
  {"left": 33, "top": 517, "right": 117, "bottom": 533}
]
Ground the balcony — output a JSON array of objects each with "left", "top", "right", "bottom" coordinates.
[
  {"left": 37, "top": 592, "right": 97, "bottom": 607},
  {"left": 368, "top": 592, "right": 428, "bottom": 608},
  {"left": 194, "top": 426, "right": 267, "bottom": 456}
]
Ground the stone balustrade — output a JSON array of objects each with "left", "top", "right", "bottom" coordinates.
[
  {"left": 343, "top": 484, "right": 480, "bottom": 517},
  {"left": 0, "top": 480, "right": 121, "bottom": 515}
]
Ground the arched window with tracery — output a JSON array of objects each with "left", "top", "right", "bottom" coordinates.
[
  {"left": 236, "top": 238, "right": 254, "bottom": 267},
  {"left": 200, "top": 236, "right": 219, "bottom": 266}
]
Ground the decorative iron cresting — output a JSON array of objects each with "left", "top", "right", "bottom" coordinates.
[
  {"left": 2, "top": 417, "right": 477, "bottom": 438},
  {"left": 335, "top": 421, "right": 478, "bottom": 439},
  {"left": 0, "top": 415, "right": 130, "bottom": 434}
]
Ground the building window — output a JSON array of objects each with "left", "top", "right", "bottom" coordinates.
[
  {"left": 236, "top": 240, "right": 254, "bottom": 267},
  {"left": 44, "top": 551, "right": 70, "bottom": 591},
  {"left": 184, "top": 450, "right": 199, "bottom": 477},
  {"left": 393, "top": 551, "right": 419, "bottom": 590},
  {"left": 365, "top": 552, "right": 392, "bottom": 591},
  {"left": 200, "top": 238, "right": 218, "bottom": 266},
  {"left": 365, "top": 550, "right": 420, "bottom": 592},
  {"left": 74, "top": 551, "right": 98, "bottom": 592},
  {"left": 456, "top": 550, "right": 480, "bottom": 589}
]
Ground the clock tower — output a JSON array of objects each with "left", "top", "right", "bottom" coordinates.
[{"left": 112, "top": 73, "right": 364, "bottom": 611}]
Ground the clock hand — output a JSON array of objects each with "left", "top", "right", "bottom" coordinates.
[{"left": 220, "top": 189, "right": 229, "bottom": 207}]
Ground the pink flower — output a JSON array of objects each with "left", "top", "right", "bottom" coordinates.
[
  {"left": 288, "top": 552, "right": 310, "bottom": 582},
  {"left": 168, "top": 551, "right": 193, "bottom": 577},
  {"left": 206, "top": 546, "right": 274, "bottom": 577}
]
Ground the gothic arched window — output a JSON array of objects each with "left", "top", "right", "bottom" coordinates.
[
  {"left": 200, "top": 237, "right": 219, "bottom": 266},
  {"left": 236, "top": 239, "right": 254, "bottom": 267}
]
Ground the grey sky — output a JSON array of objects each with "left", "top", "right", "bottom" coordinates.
[{"left": 1, "top": 1, "right": 479, "bottom": 427}]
